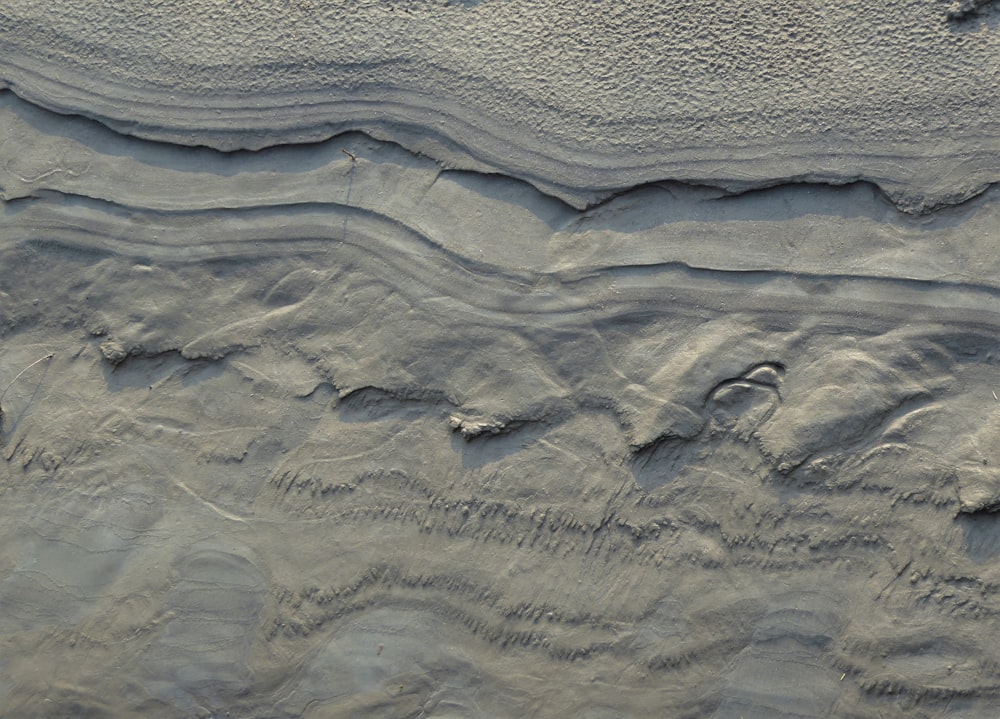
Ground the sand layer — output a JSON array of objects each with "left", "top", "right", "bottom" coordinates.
[
  {"left": 2, "top": 0, "right": 999, "bottom": 209},
  {"left": 2, "top": 2, "right": 1000, "bottom": 717}
]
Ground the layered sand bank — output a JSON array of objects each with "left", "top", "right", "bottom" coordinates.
[{"left": 2, "top": 2, "right": 1000, "bottom": 717}]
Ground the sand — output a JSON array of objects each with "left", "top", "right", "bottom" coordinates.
[{"left": 1, "top": 1, "right": 1000, "bottom": 717}]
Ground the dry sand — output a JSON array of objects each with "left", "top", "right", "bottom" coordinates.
[{"left": 1, "top": 1, "right": 1000, "bottom": 717}]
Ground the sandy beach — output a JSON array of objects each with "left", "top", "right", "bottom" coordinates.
[{"left": 1, "top": 1, "right": 1000, "bottom": 716}]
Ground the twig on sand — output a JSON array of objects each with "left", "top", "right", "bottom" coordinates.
[
  {"left": 0, "top": 352, "right": 54, "bottom": 431},
  {"left": 875, "top": 559, "right": 912, "bottom": 601},
  {"left": 341, "top": 150, "right": 358, "bottom": 241}
]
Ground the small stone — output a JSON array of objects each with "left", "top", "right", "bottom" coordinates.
[{"left": 100, "top": 339, "right": 128, "bottom": 365}]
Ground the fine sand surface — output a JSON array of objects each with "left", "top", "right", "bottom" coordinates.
[{"left": 2, "top": 2, "right": 1000, "bottom": 717}]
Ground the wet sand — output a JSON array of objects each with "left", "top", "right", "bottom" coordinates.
[{"left": 1, "top": 2, "right": 1000, "bottom": 717}]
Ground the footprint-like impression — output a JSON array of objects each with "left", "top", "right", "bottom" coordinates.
[
  {"left": 632, "top": 363, "right": 784, "bottom": 491},
  {"left": 706, "top": 363, "right": 784, "bottom": 439},
  {"left": 710, "top": 596, "right": 843, "bottom": 718},
  {"left": 139, "top": 544, "right": 266, "bottom": 714}
]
